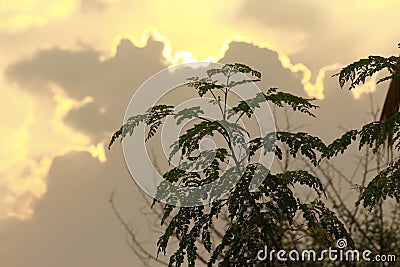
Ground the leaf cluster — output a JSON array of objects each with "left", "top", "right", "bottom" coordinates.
[
  {"left": 109, "top": 59, "right": 400, "bottom": 266},
  {"left": 157, "top": 164, "right": 351, "bottom": 266},
  {"left": 334, "top": 54, "right": 400, "bottom": 90}
]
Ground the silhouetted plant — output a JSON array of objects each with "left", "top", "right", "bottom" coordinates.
[{"left": 110, "top": 63, "right": 356, "bottom": 266}]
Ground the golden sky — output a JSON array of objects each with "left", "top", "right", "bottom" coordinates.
[
  {"left": 1, "top": 0, "right": 399, "bottom": 220},
  {"left": 0, "top": 0, "right": 399, "bottom": 265}
]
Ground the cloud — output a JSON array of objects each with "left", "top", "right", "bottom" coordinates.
[
  {"left": 1, "top": 37, "right": 167, "bottom": 220},
  {"left": 0, "top": 1, "right": 399, "bottom": 264},
  {"left": 235, "top": 0, "right": 400, "bottom": 74},
  {"left": 219, "top": 40, "right": 389, "bottom": 138},
  {"left": 1, "top": 0, "right": 399, "bottom": 71},
  {"left": 5, "top": 37, "right": 167, "bottom": 135},
  {"left": 0, "top": 72, "right": 47, "bottom": 220},
  {"left": 64, "top": 101, "right": 114, "bottom": 140},
  {"left": 220, "top": 41, "right": 305, "bottom": 95},
  {"left": 1, "top": 0, "right": 397, "bottom": 101},
  {"left": 0, "top": 37, "right": 198, "bottom": 265},
  {"left": 0, "top": 33, "right": 393, "bottom": 266},
  {"left": 2, "top": 30, "right": 393, "bottom": 221},
  {"left": 0, "top": 150, "right": 159, "bottom": 267},
  {"left": 0, "top": 0, "right": 244, "bottom": 65}
]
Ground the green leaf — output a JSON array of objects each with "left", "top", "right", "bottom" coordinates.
[
  {"left": 187, "top": 77, "right": 224, "bottom": 97},
  {"left": 334, "top": 55, "right": 400, "bottom": 90},
  {"left": 173, "top": 106, "right": 205, "bottom": 125},
  {"left": 357, "top": 159, "right": 400, "bottom": 208}
]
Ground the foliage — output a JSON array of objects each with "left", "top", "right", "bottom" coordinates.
[
  {"left": 109, "top": 63, "right": 361, "bottom": 266},
  {"left": 110, "top": 49, "right": 400, "bottom": 265},
  {"left": 333, "top": 55, "right": 400, "bottom": 90},
  {"left": 332, "top": 49, "right": 400, "bottom": 209}
]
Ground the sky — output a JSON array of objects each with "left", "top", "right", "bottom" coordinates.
[{"left": 0, "top": 0, "right": 400, "bottom": 266}]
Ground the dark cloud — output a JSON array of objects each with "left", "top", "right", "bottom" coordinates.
[
  {"left": 218, "top": 41, "right": 389, "bottom": 176},
  {"left": 6, "top": 37, "right": 165, "bottom": 102},
  {"left": 5, "top": 37, "right": 167, "bottom": 139},
  {"left": 236, "top": 0, "right": 349, "bottom": 75},
  {"left": 6, "top": 48, "right": 103, "bottom": 96},
  {"left": 219, "top": 41, "right": 315, "bottom": 138},
  {"left": 220, "top": 41, "right": 307, "bottom": 96},
  {"left": 236, "top": 1, "right": 400, "bottom": 77},
  {"left": 0, "top": 148, "right": 164, "bottom": 267},
  {"left": 7, "top": 38, "right": 385, "bottom": 144},
  {"left": 64, "top": 101, "right": 115, "bottom": 142},
  {"left": 0, "top": 38, "right": 179, "bottom": 266}
]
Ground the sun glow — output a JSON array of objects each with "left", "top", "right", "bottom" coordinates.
[
  {"left": 105, "top": 28, "right": 220, "bottom": 65},
  {"left": 106, "top": 28, "right": 339, "bottom": 100}
]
